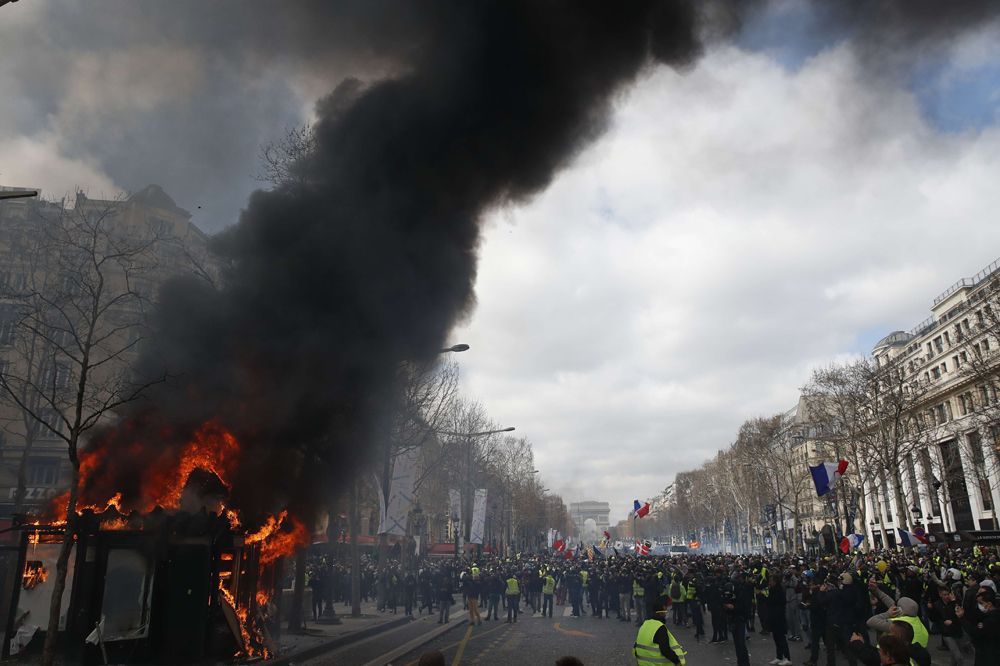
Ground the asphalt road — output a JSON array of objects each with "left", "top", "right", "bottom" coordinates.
[{"left": 305, "top": 602, "right": 963, "bottom": 666}]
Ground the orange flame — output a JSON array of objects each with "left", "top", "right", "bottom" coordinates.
[{"left": 247, "top": 512, "right": 309, "bottom": 565}]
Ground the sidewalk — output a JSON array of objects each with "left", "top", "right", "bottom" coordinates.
[{"left": 269, "top": 601, "right": 411, "bottom": 665}]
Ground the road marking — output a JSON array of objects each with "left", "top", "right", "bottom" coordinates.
[
  {"left": 553, "top": 622, "right": 595, "bottom": 638},
  {"left": 402, "top": 622, "right": 512, "bottom": 666},
  {"left": 450, "top": 625, "right": 473, "bottom": 666}
]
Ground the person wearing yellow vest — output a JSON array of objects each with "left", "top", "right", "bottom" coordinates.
[
  {"left": 505, "top": 573, "right": 521, "bottom": 623},
  {"left": 542, "top": 572, "right": 556, "bottom": 618},
  {"left": 634, "top": 595, "right": 685, "bottom": 665},
  {"left": 634, "top": 577, "right": 646, "bottom": 626},
  {"left": 668, "top": 575, "right": 687, "bottom": 627},
  {"left": 866, "top": 594, "right": 928, "bottom": 648}
]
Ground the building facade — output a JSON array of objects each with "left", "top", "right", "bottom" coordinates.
[
  {"left": 0, "top": 185, "right": 213, "bottom": 518},
  {"left": 860, "top": 257, "right": 1000, "bottom": 549}
]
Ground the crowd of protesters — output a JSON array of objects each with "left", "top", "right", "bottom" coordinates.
[{"left": 300, "top": 543, "right": 1000, "bottom": 665}]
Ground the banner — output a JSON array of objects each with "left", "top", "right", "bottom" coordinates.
[
  {"left": 378, "top": 445, "right": 420, "bottom": 535},
  {"left": 448, "top": 489, "right": 462, "bottom": 524},
  {"left": 470, "top": 488, "right": 488, "bottom": 545}
]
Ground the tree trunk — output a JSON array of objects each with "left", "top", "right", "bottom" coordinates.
[
  {"left": 288, "top": 549, "right": 307, "bottom": 632},
  {"left": 40, "top": 464, "right": 78, "bottom": 666},
  {"left": 12, "top": 430, "right": 35, "bottom": 515},
  {"left": 350, "top": 479, "right": 361, "bottom": 618},
  {"left": 891, "top": 467, "right": 910, "bottom": 537}
]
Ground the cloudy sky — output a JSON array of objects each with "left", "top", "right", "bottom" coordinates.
[{"left": 3, "top": 2, "right": 1000, "bottom": 523}]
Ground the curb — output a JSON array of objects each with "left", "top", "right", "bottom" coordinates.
[
  {"left": 364, "top": 612, "right": 469, "bottom": 666},
  {"left": 269, "top": 615, "right": 413, "bottom": 666}
]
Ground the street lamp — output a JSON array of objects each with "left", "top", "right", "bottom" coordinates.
[{"left": 445, "top": 425, "right": 516, "bottom": 560}]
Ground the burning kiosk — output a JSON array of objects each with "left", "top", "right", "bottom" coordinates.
[{"left": 0, "top": 426, "right": 307, "bottom": 663}]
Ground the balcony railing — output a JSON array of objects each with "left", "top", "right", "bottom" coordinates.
[{"left": 933, "top": 256, "right": 1000, "bottom": 306}]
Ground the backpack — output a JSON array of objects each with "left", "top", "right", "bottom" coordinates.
[{"left": 670, "top": 581, "right": 681, "bottom": 598}]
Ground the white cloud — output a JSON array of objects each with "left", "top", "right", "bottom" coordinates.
[{"left": 454, "top": 44, "right": 1000, "bottom": 524}]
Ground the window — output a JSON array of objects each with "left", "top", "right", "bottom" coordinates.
[
  {"left": 953, "top": 355, "right": 960, "bottom": 369},
  {"left": 30, "top": 408, "right": 62, "bottom": 440},
  {"left": 931, "top": 367, "right": 941, "bottom": 380},
  {"left": 927, "top": 342, "right": 934, "bottom": 358},
  {"left": 960, "top": 351, "right": 968, "bottom": 364},
  {"left": 943, "top": 331, "right": 951, "bottom": 346},
  {"left": 934, "top": 403, "right": 949, "bottom": 425},
  {"left": 962, "top": 318, "right": 970, "bottom": 333},
  {"left": 934, "top": 336, "right": 944, "bottom": 353},
  {"left": 940, "top": 362, "right": 947, "bottom": 374},
  {"left": 41, "top": 363, "right": 70, "bottom": 389},
  {"left": 27, "top": 458, "right": 59, "bottom": 486},
  {"left": 983, "top": 337, "right": 991, "bottom": 352}
]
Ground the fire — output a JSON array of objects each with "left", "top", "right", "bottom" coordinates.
[
  {"left": 23, "top": 561, "right": 48, "bottom": 590},
  {"left": 218, "top": 578, "right": 272, "bottom": 659},
  {"left": 247, "top": 511, "right": 309, "bottom": 565}
]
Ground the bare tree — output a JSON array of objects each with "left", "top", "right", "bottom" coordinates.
[{"left": 0, "top": 196, "right": 168, "bottom": 666}]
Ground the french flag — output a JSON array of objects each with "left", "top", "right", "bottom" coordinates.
[
  {"left": 809, "top": 460, "right": 849, "bottom": 497},
  {"left": 839, "top": 533, "right": 865, "bottom": 553},
  {"left": 633, "top": 499, "right": 650, "bottom": 518},
  {"left": 897, "top": 528, "right": 928, "bottom": 547}
]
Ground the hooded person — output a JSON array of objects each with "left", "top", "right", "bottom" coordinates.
[{"left": 866, "top": 595, "right": 928, "bottom": 648}]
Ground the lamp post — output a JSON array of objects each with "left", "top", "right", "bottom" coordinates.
[
  {"left": 365, "top": 342, "right": 469, "bottom": 616},
  {"left": 439, "top": 426, "right": 515, "bottom": 560}
]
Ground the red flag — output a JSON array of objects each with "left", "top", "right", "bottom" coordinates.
[
  {"left": 839, "top": 536, "right": 850, "bottom": 554},
  {"left": 553, "top": 539, "right": 565, "bottom": 552},
  {"left": 564, "top": 549, "right": 574, "bottom": 560},
  {"left": 603, "top": 530, "right": 611, "bottom": 540}
]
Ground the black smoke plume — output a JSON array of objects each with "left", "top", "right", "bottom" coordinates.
[
  {"left": 78, "top": 0, "right": 716, "bottom": 522},
  {"left": 72, "top": 0, "right": 1000, "bottom": 523}
]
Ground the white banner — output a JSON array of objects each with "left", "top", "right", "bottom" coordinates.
[
  {"left": 378, "top": 446, "right": 420, "bottom": 535},
  {"left": 470, "top": 488, "right": 488, "bottom": 545}
]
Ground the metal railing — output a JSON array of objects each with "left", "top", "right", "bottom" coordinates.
[{"left": 933, "top": 256, "right": 1000, "bottom": 306}]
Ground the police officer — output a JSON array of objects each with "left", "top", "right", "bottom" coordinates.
[{"left": 634, "top": 595, "right": 686, "bottom": 665}]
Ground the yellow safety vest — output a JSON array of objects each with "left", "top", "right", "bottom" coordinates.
[
  {"left": 506, "top": 578, "right": 520, "bottom": 596},
  {"left": 891, "top": 616, "right": 928, "bottom": 648},
  {"left": 581, "top": 571, "right": 589, "bottom": 585},
  {"left": 634, "top": 580, "right": 644, "bottom": 597},
  {"left": 686, "top": 583, "right": 696, "bottom": 601},
  {"left": 634, "top": 619, "right": 685, "bottom": 666},
  {"left": 543, "top": 576, "right": 555, "bottom": 595}
]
